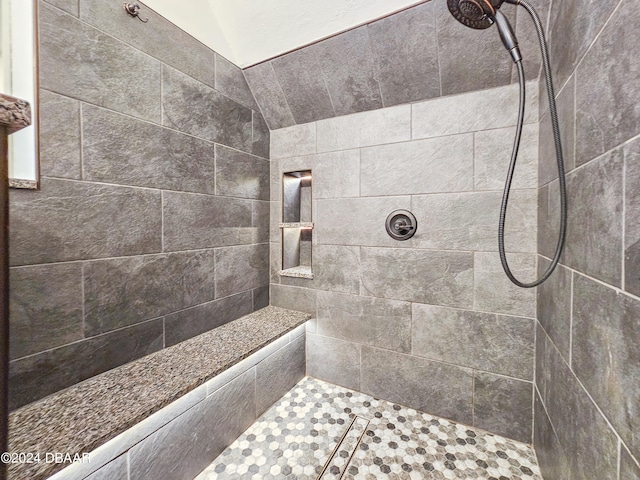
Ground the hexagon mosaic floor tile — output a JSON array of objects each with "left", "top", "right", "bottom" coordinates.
[{"left": 195, "top": 377, "right": 543, "bottom": 480}]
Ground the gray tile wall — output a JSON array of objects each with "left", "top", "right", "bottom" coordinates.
[
  {"left": 270, "top": 82, "right": 539, "bottom": 444},
  {"left": 535, "top": 0, "right": 640, "bottom": 477},
  {"left": 244, "top": 0, "right": 551, "bottom": 130},
  {"left": 9, "top": 0, "right": 269, "bottom": 410}
]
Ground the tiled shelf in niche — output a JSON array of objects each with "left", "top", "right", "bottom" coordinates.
[{"left": 281, "top": 171, "right": 313, "bottom": 279}]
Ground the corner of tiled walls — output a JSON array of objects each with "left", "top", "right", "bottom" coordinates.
[
  {"left": 269, "top": 81, "right": 541, "bottom": 445},
  {"left": 535, "top": 0, "right": 640, "bottom": 479},
  {"left": 8, "top": 0, "right": 270, "bottom": 410}
]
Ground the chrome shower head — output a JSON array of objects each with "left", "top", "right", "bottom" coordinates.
[{"left": 447, "top": 0, "right": 522, "bottom": 63}]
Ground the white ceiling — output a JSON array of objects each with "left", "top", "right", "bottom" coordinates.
[{"left": 143, "top": 0, "right": 426, "bottom": 68}]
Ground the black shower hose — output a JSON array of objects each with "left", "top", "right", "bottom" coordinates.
[{"left": 498, "top": 0, "right": 567, "bottom": 288}]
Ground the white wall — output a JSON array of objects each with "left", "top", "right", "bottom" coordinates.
[{"left": 145, "top": 0, "right": 427, "bottom": 67}]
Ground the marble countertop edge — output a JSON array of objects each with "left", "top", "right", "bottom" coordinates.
[{"left": 0, "top": 93, "right": 31, "bottom": 133}]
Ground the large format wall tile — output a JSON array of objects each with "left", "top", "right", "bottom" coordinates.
[
  {"left": 316, "top": 105, "right": 410, "bottom": 152},
  {"left": 272, "top": 47, "right": 335, "bottom": 124},
  {"left": 540, "top": 321, "right": 619, "bottom": 480},
  {"left": 624, "top": 136, "right": 640, "bottom": 296},
  {"left": 165, "top": 292, "right": 253, "bottom": 347},
  {"left": 475, "top": 123, "right": 539, "bottom": 191},
  {"left": 256, "top": 335, "right": 305, "bottom": 416},
  {"left": 215, "top": 244, "right": 269, "bottom": 299},
  {"left": 10, "top": 179, "right": 162, "bottom": 266},
  {"left": 575, "top": 0, "right": 640, "bottom": 167},
  {"left": 270, "top": 123, "right": 316, "bottom": 160},
  {"left": 620, "top": 448, "right": 640, "bottom": 480},
  {"left": 244, "top": 62, "right": 295, "bottom": 130},
  {"left": 39, "top": 3, "right": 161, "bottom": 123},
  {"left": 564, "top": 147, "right": 623, "bottom": 287},
  {"left": 85, "top": 455, "right": 128, "bottom": 480},
  {"left": 412, "top": 190, "right": 537, "bottom": 253},
  {"left": 82, "top": 105, "right": 216, "bottom": 194},
  {"left": 44, "top": 0, "right": 78, "bottom": 16},
  {"left": 412, "top": 82, "right": 538, "bottom": 140},
  {"left": 270, "top": 285, "right": 317, "bottom": 315},
  {"left": 311, "top": 245, "right": 361, "bottom": 295},
  {"left": 162, "top": 66, "right": 252, "bottom": 152},
  {"left": 548, "top": 0, "right": 620, "bottom": 91},
  {"left": 317, "top": 291, "right": 411, "bottom": 354},
  {"left": 538, "top": 76, "right": 575, "bottom": 185},
  {"left": 534, "top": 393, "right": 571, "bottom": 480},
  {"left": 9, "top": 318, "right": 163, "bottom": 410},
  {"left": 84, "top": 250, "right": 217, "bottom": 335},
  {"left": 361, "top": 247, "right": 474, "bottom": 308},
  {"left": 536, "top": 259, "right": 572, "bottom": 362},
  {"left": 473, "top": 252, "right": 536, "bottom": 317},
  {"left": 412, "top": 304, "right": 534, "bottom": 380},
  {"left": 306, "top": 334, "right": 360, "bottom": 391},
  {"left": 79, "top": 0, "right": 215, "bottom": 88},
  {"left": 215, "top": 145, "right": 269, "bottom": 200},
  {"left": 313, "top": 150, "right": 360, "bottom": 199},
  {"left": 572, "top": 274, "right": 640, "bottom": 460},
  {"left": 162, "top": 191, "right": 253, "bottom": 251},
  {"left": 215, "top": 54, "right": 258, "bottom": 110},
  {"left": 252, "top": 111, "right": 270, "bottom": 159},
  {"left": 360, "top": 135, "right": 474, "bottom": 196},
  {"left": 361, "top": 346, "right": 474, "bottom": 425},
  {"left": 315, "top": 197, "right": 412, "bottom": 248},
  {"left": 38, "top": 89, "right": 81, "bottom": 179},
  {"left": 435, "top": 1, "right": 514, "bottom": 96},
  {"left": 473, "top": 373, "right": 533, "bottom": 444},
  {"left": 252, "top": 200, "right": 270, "bottom": 244},
  {"left": 128, "top": 369, "right": 256, "bottom": 480},
  {"left": 310, "top": 27, "right": 382, "bottom": 116},
  {"left": 367, "top": 2, "right": 440, "bottom": 106},
  {"left": 9, "top": 263, "right": 83, "bottom": 360}
]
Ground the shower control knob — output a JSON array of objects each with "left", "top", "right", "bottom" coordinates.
[{"left": 385, "top": 210, "right": 417, "bottom": 241}]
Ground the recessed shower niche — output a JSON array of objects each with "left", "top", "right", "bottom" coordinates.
[{"left": 280, "top": 170, "right": 313, "bottom": 279}]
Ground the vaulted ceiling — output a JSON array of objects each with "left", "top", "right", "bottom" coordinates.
[{"left": 143, "top": 0, "right": 426, "bottom": 67}]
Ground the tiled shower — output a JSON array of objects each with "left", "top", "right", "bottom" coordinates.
[{"left": 4, "top": 0, "right": 639, "bottom": 479}]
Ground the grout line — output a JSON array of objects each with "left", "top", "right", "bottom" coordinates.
[
  {"left": 621, "top": 152, "right": 626, "bottom": 291},
  {"left": 434, "top": 9, "right": 443, "bottom": 99},
  {"left": 531, "top": 322, "right": 537, "bottom": 444},
  {"left": 160, "top": 190, "right": 165, "bottom": 252},
  {"left": 617, "top": 439, "right": 622, "bottom": 480},
  {"left": 538, "top": 253, "right": 640, "bottom": 304},
  {"left": 269, "top": 61, "right": 297, "bottom": 126},
  {"left": 160, "top": 63, "right": 164, "bottom": 125},
  {"left": 310, "top": 331, "right": 534, "bottom": 384},
  {"left": 126, "top": 450, "right": 131, "bottom": 480},
  {"left": 569, "top": 271, "right": 574, "bottom": 368},
  {"left": 569, "top": 0, "right": 625, "bottom": 90},
  {"left": 79, "top": 102, "right": 84, "bottom": 180},
  {"left": 471, "top": 370, "right": 476, "bottom": 427},
  {"left": 80, "top": 262, "right": 86, "bottom": 336},
  {"left": 12, "top": 289, "right": 258, "bottom": 362},
  {"left": 537, "top": 316, "right": 632, "bottom": 468}
]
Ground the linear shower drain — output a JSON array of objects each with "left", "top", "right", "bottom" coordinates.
[{"left": 317, "top": 415, "right": 370, "bottom": 480}]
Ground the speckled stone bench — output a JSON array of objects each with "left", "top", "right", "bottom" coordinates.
[{"left": 9, "top": 306, "right": 310, "bottom": 480}]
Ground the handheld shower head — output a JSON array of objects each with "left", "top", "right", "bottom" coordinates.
[
  {"left": 447, "top": 0, "right": 501, "bottom": 29},
  {"left": 447, "top": 0, "right": 521, "bottom": 63}
]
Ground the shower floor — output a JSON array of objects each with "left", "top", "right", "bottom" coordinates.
[{"left": 195, "top": 377, "right": 542, "bottom": 480}]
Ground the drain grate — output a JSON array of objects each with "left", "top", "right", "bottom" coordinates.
[{"left": 317, "top": 416, "right": 370, "bottom": 479}]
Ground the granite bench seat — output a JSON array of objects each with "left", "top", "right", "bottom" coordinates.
[{"left": 9, "top": 306, "right": 310, "bottom": 480}]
